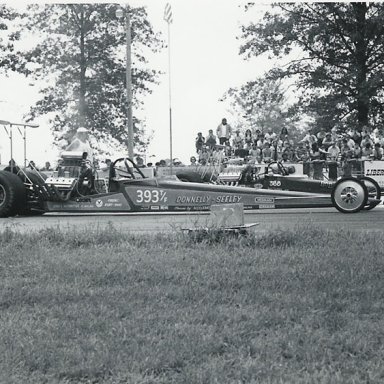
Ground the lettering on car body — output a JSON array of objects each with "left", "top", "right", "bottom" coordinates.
[
  {"left": 366, "top": 169, "right": 384, "bottom": 176},
  {"left": 176, "top": 195, "right": 211, "bottom": 204},
  {"left": 269, "top": 180, "right": 281, "bottom": 187},
  {"left": 215, "top": 195, "right": 242, "bottom": 203},
  {"left": 255, "top": 197, "right": 275, "bottom": 203},
  {"left": 259, "top": 204, "right": 275, "bottom": 209},
  {"left": 320, "top": 181, "right": 333, "bottom": 188},
  {"left": 135, "top": 189, "right": 168, "bottom": 203}
]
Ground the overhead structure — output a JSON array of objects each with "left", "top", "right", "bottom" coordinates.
[{"left": 0, "top": 120, "right": 39, "bottom": 170}]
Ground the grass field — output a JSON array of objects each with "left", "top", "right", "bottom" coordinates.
[{"left": 1, "top": 223, "right": 384, "bottom": 383}]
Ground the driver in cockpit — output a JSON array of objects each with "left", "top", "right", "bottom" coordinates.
[{"left": 66, "top": 127, "right": 96, "bottom": 193}]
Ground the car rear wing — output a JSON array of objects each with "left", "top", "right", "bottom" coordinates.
[{"left": 0, "top": 119, "right": 39, "bottom": 170}]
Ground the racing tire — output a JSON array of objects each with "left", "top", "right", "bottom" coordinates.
[
  {"left": 359, "top": 176, "right": 381, "bottom": 211},
  {"left": 0, "top": 171, "right": 27, "bottom": 217},
  {"left": 331, "top": 177, "right": 368, "bottom": 214},
  {"left": 176, "top": 171, "right": 203, "bottom": 183}
]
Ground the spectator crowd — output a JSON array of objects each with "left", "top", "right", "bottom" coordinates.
[
  {"left": 3, "top": 118, "right": 384, "bottom": 172},
  {"left": 193, "top": 118, "right": 384, "bottom": 167}
]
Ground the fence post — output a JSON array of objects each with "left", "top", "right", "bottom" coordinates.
[
  {"left": 312, "top": 160, "right": 324, "bottom": 180},
  {"left": 327, "top": 161, "right": 338, "bottom": 181},
  {"left": 303, "top": 161, "right": 311, "bottom": 176},
  {"left": 343, "top": 160, "right": 353, "bottom": 177}
]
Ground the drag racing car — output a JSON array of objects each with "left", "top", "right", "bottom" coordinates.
[
  {"left": 216, "top": 160, "right": 382, "bottom": 211},
  {"left": 0, "top": 153, "right": 381, "bottom": 217}
]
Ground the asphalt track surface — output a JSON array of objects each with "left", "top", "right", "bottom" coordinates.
[{"left": 1, "top": 205, "right": 384, "bottom": 234}]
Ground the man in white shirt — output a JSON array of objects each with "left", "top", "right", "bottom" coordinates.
[
  {"left": 216, "top": 118, "right": 232, "bottom": 145},
  {"left": 326, "top": 142, "right": 340, "bottom": 161},
  {"left": 66, "top": 127, "right": 94, "bottom": 162}
]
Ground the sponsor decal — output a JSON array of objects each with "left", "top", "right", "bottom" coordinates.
[
  {"left": 254, "top": 197, "right": 275, "bottom": 203},
  {"left": 104, "top": 203, "right": 123, "bottom": 207},
  {"left": 366, "top": 169, "right": 384, "bottom": 176},
  {"left": 75, "top": 197, "right": 91, "bottom": 202},
  {"left": 259, "top": 204, "right": 275, "bottom": 209},
  {"left": 215, "top": 195, "right": 242, "bottom": 203},
  {"left": 46, "top": 193, "right": 130, "bottom": 212},
  {"left": 176, "top": 195, "right": 211, "bottom": 204},
  {"left": 320, "top": 181, "right": 333, "bottom": 188}
]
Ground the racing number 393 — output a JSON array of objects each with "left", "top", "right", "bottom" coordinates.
[{"left": 136, "top": 189, "right": 163, "bottom": 203}]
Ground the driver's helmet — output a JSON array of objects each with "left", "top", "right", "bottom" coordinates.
[
  {"left": 287, "top": 165, "right": 296, "bottom": 174},
  {"left": 269, "top": 163, "right": 280, "bottom": 174}
]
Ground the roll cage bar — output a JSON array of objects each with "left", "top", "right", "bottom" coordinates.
[{"left": 110, "top": 158, "right": 146, "bottom": 180}]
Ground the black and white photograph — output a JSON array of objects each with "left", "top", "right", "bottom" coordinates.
[{"left": 1, "top": 1, "right": 384, "bottom": 383}]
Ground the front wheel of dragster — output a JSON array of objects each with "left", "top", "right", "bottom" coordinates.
[
  {"left": 331, "top": 177, "right": 368, "bottom": 213},
  {"left": 0, "top": 171, "right": 26, "bottom": 217},
  {"left": 359, "top": 176, "right": 381, "bottom": 211}
]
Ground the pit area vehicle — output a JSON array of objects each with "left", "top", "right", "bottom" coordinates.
[{"left": 0, "top": 153, "right": 381, "bottom": 217}]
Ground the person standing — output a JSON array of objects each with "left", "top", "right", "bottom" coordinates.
[
  {"left": 326, "top": 141, "right": 340, "bottom": 161},
  {"left": 232, "top": 130, "right": 243, "bottom": 148},
  {"left": 195, "top": 132, "right": 205, "bottom": 154},
  {"left": 216, "top": 118, "right": 232, "bottom": 145},
  {"left": 66, "top": 127, "right": 94, "bottom": 162},
  {"left": 244, "top": 129, "right": 253, "bottom": 146},
  {"left": 205, "top": 129, "right": 217, "bottom": 149},
  {"left": 373, "top": 143, "right": 383, "bottom": 160},
  {"left": 280, "top": 126, "right": 289, "bottom": 140},
  {"left": 262, "top": 142, "right": 273, "bottom": 163}
]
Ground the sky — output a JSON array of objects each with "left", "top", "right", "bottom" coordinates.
[{"left": 0, "top": 0, "right": 275, "bottom": 167}]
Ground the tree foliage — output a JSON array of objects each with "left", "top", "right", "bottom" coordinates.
[
  {"left": 222, "top": 78, "right": 300, "bottom": 137},
  {"left": 16, "top": 4, "right": 163, "bottom": 155},
  {"left": 0, "top": 5, "right": 24, "bottom": 73},
  {"left": 240, "top": 2, "right": 384, "bottom": 132}
]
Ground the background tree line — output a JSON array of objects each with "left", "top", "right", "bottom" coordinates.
[
  {"left": 2, "top": 3, "right": 384, "bottom": 154},
  {"left": 0, "top": 3, "right": 163, "bottom": 156},
  {"left": 226, "top": 2, "right": 384, "bottom": 136}
]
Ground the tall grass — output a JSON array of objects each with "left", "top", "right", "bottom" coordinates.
[{"left": 1, "top": 224, "right": 384, "bottom": 383}]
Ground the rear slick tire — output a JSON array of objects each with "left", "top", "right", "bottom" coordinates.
[
  {"left": 359, "top": 176, "right": 381, "bottom": 211},
  {"left": 0, "top": 171, "right": 26, "bottom": 217},
  {"left": 331, "top": 177, "right": 368, "bottom": 213}
]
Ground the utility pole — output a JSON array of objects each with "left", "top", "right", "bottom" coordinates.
[
  {"left": 164, "top": 3, "right": 173, "bottom": 174},
  {"left": 116, "top": 6, "right": 134, "bottom": 159}
]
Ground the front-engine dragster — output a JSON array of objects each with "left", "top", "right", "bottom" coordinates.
[{"left": 0, "top": 156, "right": 381, "bottom": 217}]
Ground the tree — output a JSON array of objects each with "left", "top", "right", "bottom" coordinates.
[
  {"left": 17, "top": 4, "right": 163, "bottom": 155},
  {"left": 240, "top": 3, "right": 384, "bottom": 132},
  {"left": 222, "top": 77, "right": 301, "bottom": 138},
  {"left": 0, "top": 5, "right": 24, "bottom": 73}
]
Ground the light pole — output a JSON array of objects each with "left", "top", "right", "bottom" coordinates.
[
  {"left": 116, "top": 6, "right": 134, "bottom": 159},
  {"left": 164, "top": 3, "right": 173, "bottom": 174}
]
